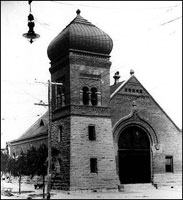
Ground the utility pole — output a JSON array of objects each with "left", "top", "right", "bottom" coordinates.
[
  {"left": 34, "top": 79, "right": 63, "bottom": 199},
  {"left": 47, "top": 80, "right": 52, "bottom": 199}
]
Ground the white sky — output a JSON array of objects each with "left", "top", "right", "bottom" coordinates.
[{"left": 1, "top": 1, "right": 182, "bottom": 148}]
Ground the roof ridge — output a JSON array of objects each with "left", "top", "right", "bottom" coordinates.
[
  {"left": 110, "top": 77, "right": 131, "bottom": 99},
  {"left": 66, "top": 15, "right": 94, "bottom": 28}
]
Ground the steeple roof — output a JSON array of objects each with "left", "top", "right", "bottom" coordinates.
[{"left": 47, "top": 9, "right": 113, "bottom": 62}]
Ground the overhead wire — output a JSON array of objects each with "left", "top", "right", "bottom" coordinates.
[
  {"left": 1, "top": 61, "right": 175, "bottom": 107},
  {"left": 2, "top": 79, "right": 36, "bottom": 85},
  {"left": 32, "top": 1, "right": 182, "bottom": 33},
  {"left": 161, "top": 16, "right": 182, "bottom": 26},
  {"left": 49, "top": 1, "right": 182, "bottom": 10},
  {"left": 1, "top": 73, "right": 177, "bottom": 123},
  {"left": 2, "top": 62, "right": 129, "bottom": 100},
  {"left": 2, "top": 79, "right": 48, "bottom": 105}
]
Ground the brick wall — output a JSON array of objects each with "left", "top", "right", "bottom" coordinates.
[
  {"left": 70, "top": 116, "right": 119, "bottom": 191},
  {"left": 50, "top": 117, "right": 71, "bottom": 190},
  {"left": 50, "top": 115, "right": 120, "bottom": 191},
  {"left": 110, "top": 83, "right": 182, "bottom": 179},
  {"left": 69, "top": 52, "right": 111, "bottom": 107}
]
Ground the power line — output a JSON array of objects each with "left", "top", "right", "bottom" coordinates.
[
  {"left": 2, "top": 64, "right": 129, "bottom": 101},
  {"left": 50, "top": 1, "right": 109, "bottom": 9},
  {"left": 49, "top": 1, "right": 182, "bottom": 10},
  {"left": 1, "top": 114, "right": 43, "bottom": 121},
  {"left": 30, "top": 5, "right": 182, "bottom": 40},
  {"left": 34, "top": 18, "right": 56, "bottom": 33},
  {"left": 161, "top": 16, "right": 182, "bottom": 26},
  {"left": 2, "top": 79, "right": 36, "bottom": 85},
  {"left": 2, "top": 75, "right": 172, "bottom": 122}
]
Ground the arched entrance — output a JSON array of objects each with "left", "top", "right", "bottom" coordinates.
[{"left": 118, "top": 125, "right": 151, "bottom": 184}]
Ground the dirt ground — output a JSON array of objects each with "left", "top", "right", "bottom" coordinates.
[{"left": 1, "top": 180, "right": 182, "bottom": 199}]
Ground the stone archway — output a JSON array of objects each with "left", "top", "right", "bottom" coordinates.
[
  {"left": 118, "top": 125, "right": 151, "bottom": 184},
  {"left": 113, "top": 110, "right": 160, "bottom": 184}
]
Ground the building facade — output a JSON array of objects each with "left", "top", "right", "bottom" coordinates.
[{"left": 9, "top": 10, "right": 182, "bottom": 191}]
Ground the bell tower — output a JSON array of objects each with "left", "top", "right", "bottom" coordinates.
[{"left": 47, "top": 10, "right": 119, "bottom": 191}]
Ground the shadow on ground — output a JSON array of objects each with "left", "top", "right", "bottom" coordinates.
[
  {"left": 28, "top": 193, "right": 45, "bottom": 198},
  {"left": 12, "top": 191, "right": 34, "bottom": 194}
]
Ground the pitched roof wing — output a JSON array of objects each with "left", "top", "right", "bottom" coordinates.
[
  {"left": 10, "top": 111, "right": 49, "bottom": 143},
  {"left": 110, "top": 81, "right": 124, "bottom": 94}
]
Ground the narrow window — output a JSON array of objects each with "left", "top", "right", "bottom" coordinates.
[
  {"left": 136, "top": 89, "right": 139, "bottom": 93},
  {"left": 90, "top": 158, "right": 97, "bottom": 173},
  {"left": 58, "top": 125, "right": 63, "bottom": 142},
  {"left": 128, "top": 88, "right": 131, "bottom": 92},
  {"left": 91, "top": 87, "right": 98, "bottom": 106},
  {"left": 140, "top": 89, "right": 142, "bottom": 93},
  {"left": 165, "top": 156, "right": 173, "bottom": 172},
  {"left": 88, "top": 125, "right": 96, "bottom": 141},
  {"left": 132, "top": 89, "right": 135, "bottom": 93},
  {"left": 40, "top": 120, "right": 44, "bottom": 127},
  {"left": 82, "top": 86, "right": 89, "bottom": 105},
  {"left": 125, "top": 88, "right": 127, "bottom": 92},
  {"left": 61, "top": 88, "right": 66, "bottom": 106},
  {"left": 52, "top": 84, "right": 56, "bottom": 109},
  {"left": 55, "top": 80, "right": 63, "bottom": 106}
]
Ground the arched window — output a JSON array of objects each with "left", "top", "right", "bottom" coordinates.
[
  {"left": 82, "top": 86, "right": 89, "bottom": 105},
  {"left": 91, "top": 87, "right": 98, "bottom": 106},
  {"left": 55, "top": 83, "right": 65, "bottom": 107}
]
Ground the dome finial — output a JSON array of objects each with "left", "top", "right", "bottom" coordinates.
[
  {"left": 130, "top": 69, "right": 134, "bottom": 76},
  {"left": 113, "top": 71, "right": 120, "bottom": 85},
  {"left": 76, "top": 9, "right": 81, "bottom": 15}
]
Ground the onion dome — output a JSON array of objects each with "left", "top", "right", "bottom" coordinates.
[{"left": 47, "top": 9, "right": 113, "bottom": 62}]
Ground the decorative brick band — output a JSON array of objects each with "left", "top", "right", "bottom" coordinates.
[{"left": 52, "top": 105, "right": 111, "bottom": 121}]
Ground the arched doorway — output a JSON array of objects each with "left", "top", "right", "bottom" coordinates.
[{"left": 118, "top": 125, "right": 151, "bottom": 184}]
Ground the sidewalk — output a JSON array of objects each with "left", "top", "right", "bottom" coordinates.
[{"left": 1, "top": 180, "right": 182, "bottom": 199}]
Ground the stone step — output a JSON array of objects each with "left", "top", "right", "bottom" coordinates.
[
  {"left": 154, "top": 173, "right": 182, "bottom": 187},
  {"left": 155, "top": 181, "right": 182, "bottom": 187},
  {"left": 123, "top": 183, "right": 155, "bottom": 191}
]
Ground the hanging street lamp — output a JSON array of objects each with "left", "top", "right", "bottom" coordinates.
[{"left": 23, "top": 1, "right": 40, "bottom": 43}]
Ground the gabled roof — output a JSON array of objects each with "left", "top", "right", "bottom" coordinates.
[
  {"left": 110, "top": 74, "right": 180, "bottom": 132},
  {"left": 10, "top": 111, "right": 49, "bottom": 143},
  {"left": 110, "top": 81, "right": 124, "bottom": 94},
  {"left": 110, "top": 77, "right": 131, "bottom": 99}
]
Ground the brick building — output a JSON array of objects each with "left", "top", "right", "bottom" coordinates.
[{"left": 9, "top": 10, "right": 182, "bottom": 191}]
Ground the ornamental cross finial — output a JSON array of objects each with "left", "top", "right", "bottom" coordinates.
[
  {"left": 76, "top": 9, "right": 81, "bottom": 15},
  {"left": 132, "top": 100, "right": 137, "bottom": 110}
]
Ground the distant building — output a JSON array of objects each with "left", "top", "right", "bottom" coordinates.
[{"left": 9, "top": 10, "right": 182, "bottom": 191}]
